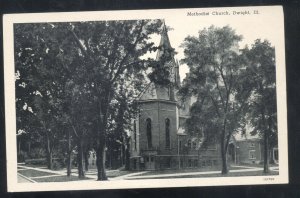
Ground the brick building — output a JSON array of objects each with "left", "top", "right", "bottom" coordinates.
[
  {"left": 129, "top": 24, "right": 220, "bottom": 170},
  {"left": 230, "top": 134, "right": 279, "bottom": 165}
]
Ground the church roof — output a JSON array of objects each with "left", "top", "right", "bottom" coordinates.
[{"left": 233, "top": 126, "right": 261, "bottom": 142}]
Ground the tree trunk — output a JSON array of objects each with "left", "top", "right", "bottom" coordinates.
[
  {"left": 77, "top": 138, "right": 85, "bottom": 178},
  {"left": 120, "top": 143, "right": 124, "bottom": 167},
  {"left": 125, "top": 138, "right": 130, "bottom": 170},
  {"left": 221, "top": 139, "right": 228, "bottom": 174},
  {"left": 84, "top": 150, "right": 89, "bottom": 172},
  {"left": 67, "top": 130, "right": 72, "bottom": 176},
  {"left": 220, "top": 118, "right": 229, "bottom": 174},
  {"left": 261, "top": 107, "right": 269, "bottom": 173},
  {"left": 263, "top": 129, "right": 269, "bottom": 173},
  {"left": 96, "top": 91, "right": 110, "bottom": 180},
  {"left": 18, "top": 139, "right": 21, "bottom": 154},
  {"left": 96, "top": 140, "right": 107, "bottom": 180},
  {"left": 28, "top": 142, "right": 31, "bottom": 153},
  {"left": 109, "top": 147, "right": 112, "bottom": 169},
  {"left": 46, "top": 150, "right": 53, "bottom": 170},
  {"left": 46, "top": 137, "right": 53, "bottom": 170},
  {"left": 67, "top": 151, "right": 72, "bottom": 176}
]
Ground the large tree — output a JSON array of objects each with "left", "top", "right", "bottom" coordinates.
[
  {"left": 66, "top": 20, "right": 164, "bottom": 180},
  {"left": 180, "top": 26, "right": 248, "bottom": 174},
  {"left": 240, "top": 39, "right": 277, "bottom": 173},
  {"left": 15, "top": 20, "right": 164, "bottom": 180},
  {"left": 14, "top": 23, "right": 72, "bottom": 169}
]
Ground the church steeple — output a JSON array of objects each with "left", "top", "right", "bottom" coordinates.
[
  {"left": 156, "top": 22, "right": 174, "bottom": 61},
  {"left": 139, "top": 22, "right": 181, "bottom": 102},
  {"left": 153, "top": 22, "right": 182, "bottom": 101}
]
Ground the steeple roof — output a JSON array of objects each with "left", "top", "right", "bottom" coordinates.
[
  {"left": 138, "top": 22, "right": 181, "bottom": 101},
  {"left": 155, "top": 22, "right": 174, "bottom": 61}
]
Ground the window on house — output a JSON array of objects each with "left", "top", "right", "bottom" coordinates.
[
  {"left": 207, "top": 137, "right": 217, "bottom": 150},
  {"left": 165, "top": 118, "right": 170, "bottom": 148},
  {"left": 133, "top": 159, "right": 137, "bottom": 169},
  {"left": 213, "top": 160, "right": 218, "bottom": 166},
  {"left": 150, "top": 156, "right": 154, "bottom": 162},
  {"left": 166, "top": 158, "right": 171, "bottom": 168},
  {"left": 188, "top": 159, "right": 192, "bottom": 167},
  {"left": 207, "top": 160, "right": 212, "bottom": 166},
  {"left": 134, "top": 120, "right": 137, "bottom": 150},
  {"left": 249, "top": 150, "right": 256, "bottom": 159},
  {"left": 249, "top": 142, "right": 255, "bottom": 148},
  {"left": 194, "top": 159, "right": 198, "bottom": 167},
  {"left": 146, "top": 118, "right": 152, "bottom": 148}
]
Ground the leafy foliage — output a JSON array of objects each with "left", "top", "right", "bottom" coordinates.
[
  {"left": 15, "top": 20, "right": 164, "bottom": 179},
  {"left": 180, "top": 26, "right": 257, "bottom": 174}
]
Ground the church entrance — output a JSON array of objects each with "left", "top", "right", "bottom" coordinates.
[{"left": 145, "top": 155, "right": 155, "bottom": 170}]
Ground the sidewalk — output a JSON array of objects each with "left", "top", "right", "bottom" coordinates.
[
  {"left": 17, "top": 164, "right": 279, "bottom": 182},
  {"left": 122, "top": 165, "right": 279, "bottom": 180}
]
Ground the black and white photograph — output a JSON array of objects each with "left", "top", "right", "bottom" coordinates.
[{"left": 3, "top": 5, "right": 288, "bottom": 192}]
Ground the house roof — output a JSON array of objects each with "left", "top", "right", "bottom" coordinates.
[{"left": 233, "top": 130, "right": 260, "bottom": 142}]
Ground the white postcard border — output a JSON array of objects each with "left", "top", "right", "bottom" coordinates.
[{"left": 3, "top": 5, "right": 288, "bottom": 192}]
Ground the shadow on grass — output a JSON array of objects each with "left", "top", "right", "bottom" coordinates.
[
  {"left": 34, "top": 175, "right": 93, "bottom": 182},
  {"left": 18, "top": 169, "right": 56, "bottom": 177}
]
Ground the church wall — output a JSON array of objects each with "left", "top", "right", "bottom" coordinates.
[
  {"left": 137, "top": 100, "right": 178, "bottom": 153},
  {"left": 130, "top": 115, "right": 140, "bottom": 158},
  {"left": 138, "top": 101, "right": 160, "bottom": 151},
  {"left": 157, "top": 101, "right": 178, "bottom": 155}
]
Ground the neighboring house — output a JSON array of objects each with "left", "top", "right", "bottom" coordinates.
[
  {"left": 231, "top": 133, "right": 278, "bottom": 165},
  {"left": 235, "top": 137, "right": 264, "bottom": 164}
]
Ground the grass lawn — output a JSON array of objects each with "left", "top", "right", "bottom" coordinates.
[
  {"left": 18, "top": 169, "right": 56, "bottom": 177},
  {"left": 106, "top": 170, "right": 134, "bottom": 178},
  {"left": 238, "top": 163, "right": 278, "bottom": 168},
  {"left": 34, "top": 175, "right": 92, "bottom": 182},
  {"left": 142, "top": 166, "right": 246, "bottom": 176},
  {"left": 128, "top": 170, "right": 279, "bottom": 180}
]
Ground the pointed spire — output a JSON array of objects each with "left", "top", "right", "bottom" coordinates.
[
  {"left": 175, "top": 59, "right": 181, "bottom": 87},
  {"left": 156, "top": 21, "right": 173, "bottom": 61}
]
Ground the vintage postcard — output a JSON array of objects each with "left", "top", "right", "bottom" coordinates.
[{"left": 3, "top": 5, "right": 288, "bottom": 192}]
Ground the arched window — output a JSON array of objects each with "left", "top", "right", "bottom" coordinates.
[
  {"left": 146, "top": 118, "right": 152, "bottom": 148},
  {"left": 187, "top": 139, "right": 191, "bottom": 149},
  {"left": 134, "top": 120, "right": 137, "bottom": 150},
  {"left": 179, "top": 140, "right": 182, "bottom": 151},
  {"left": 165, "top": 118, "right": 170, "bottom": 148}
]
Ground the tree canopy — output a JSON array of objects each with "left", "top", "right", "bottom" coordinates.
[
  {"left": 15, "top": 19, "right": 164, "bottom": 179},
  {"left": 180, "top": 26, "right": 277, "bottom": 174}
]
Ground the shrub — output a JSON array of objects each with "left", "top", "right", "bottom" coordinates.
[
  {"left": 17, "top": 151, "right": 28, "bottom": 163},
  {"left": 28, "top": 148, "right": 46, "bottom": 159}
]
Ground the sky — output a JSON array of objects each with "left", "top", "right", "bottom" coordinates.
[{"left": 146, "top": 8, "right": 282, "bottom": 81}]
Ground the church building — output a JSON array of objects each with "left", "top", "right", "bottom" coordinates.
[{"left": 129, "top": 24, "right": 221, "bottom": 170}]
